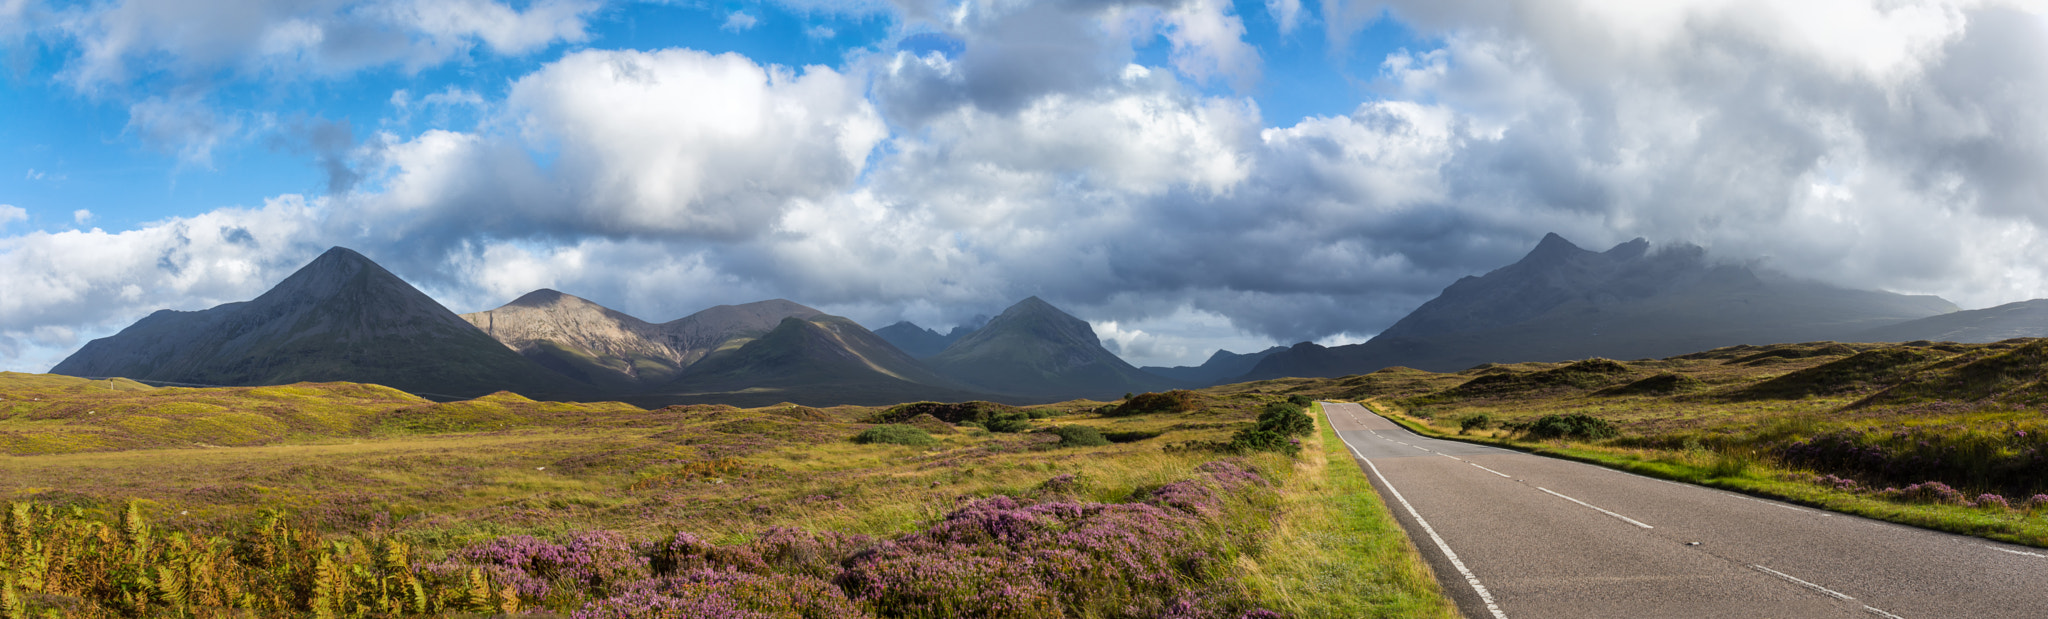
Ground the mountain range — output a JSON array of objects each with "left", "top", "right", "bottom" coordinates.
[
  {"left": 51, "top": 234, "right": 2048, "bottom": 403},
  {"left": 53, "top": 248, "right": 1172, "bottom": 404},
  {"left": 1240, "top": 233, "right": 1963, "bottom": 380}
]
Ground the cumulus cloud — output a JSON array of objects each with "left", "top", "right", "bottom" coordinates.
[
  {"left": 11, "top": 0, "right": 2048, "bottom": 374},
  {"left": 52, "top": 0, "right": 600, "bottom": 88},
  {"left": 0, "top": 204, "right": 25, "bottom": 227},
  {"left": 0, "top": 195, "right": 334, "bottom": 371}
]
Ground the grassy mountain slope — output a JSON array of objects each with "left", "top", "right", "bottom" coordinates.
[
  {"left": 648, "top": 315, "right": 996, "bottom": 407},
  {"left": 927, "top": 297, "right": 1178, "bottom": 399},
  {"left": 1852, "top": 298, "right": 2048, "bottom": 344}
]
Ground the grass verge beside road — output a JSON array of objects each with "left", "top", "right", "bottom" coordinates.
[{"left": 1246, "top": 403, "right": 1458, "bottom": 618}]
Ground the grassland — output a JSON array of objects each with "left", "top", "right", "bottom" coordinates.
[
  {"left": 0, "top": 373, "right": 1449, "bottom": 617},
  {"left": 1231, "top": 340, "right": 2048, "bottom": 547}
]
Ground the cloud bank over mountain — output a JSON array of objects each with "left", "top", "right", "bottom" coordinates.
[{"left": 3, "top": 0, "right": 2046, "bottom": 371}]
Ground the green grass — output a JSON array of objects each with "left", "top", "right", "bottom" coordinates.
[{"left": 1244, "top": 404, "right": 1458, "bottom": 618}]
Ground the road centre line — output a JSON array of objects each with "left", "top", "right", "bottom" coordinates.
[
  {"left": 1337, "top": 431, "right": 1509, "bottom": 618},
  {"left": 1437, "top": 454, "right": 1514, "bottom": 478},
  {"left": 1749, "top": 565, "right": 1854, "bottom": 601},
  {"left": 1537, "top": 488, "right": 1654, "bottom": 529},
  {"left": 1989, "top": 546, "right": 2047, "bottom": 558},
  {"left": 1863, "top": 606, "right": 1906, "bottom": 619}
]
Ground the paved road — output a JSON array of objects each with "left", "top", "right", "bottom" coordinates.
[{"left": 1323, "top": 402, "right": 2048, "bottom": 619}]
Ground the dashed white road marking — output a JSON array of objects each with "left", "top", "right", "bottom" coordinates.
[
  {"left": 1537, "top": 487, "right": 1654, "bottom": 529},
  {"left": 1863, "top": 605, "right": 1906, "bottom": 619},
  {"left": 1412, "top": 444, "right": 1432, "bottom": 452},
  {"left": 1749, "top": 565, "right": 1854, "bottom": 601},
  {"left": 1989, "top": 546, "right": 2047, "bottom": 558},
  {"left": 1337, "top": 430, "right": 1509, "bottom": 618}
]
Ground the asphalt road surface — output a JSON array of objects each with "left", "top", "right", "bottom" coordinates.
[{"left": 1322, "top": 401, "right": 2048, "bottom": 619}]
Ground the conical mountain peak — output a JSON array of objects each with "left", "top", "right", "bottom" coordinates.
[
  {"left": 52, "top": 248, "right": 586, "bottom": 399},
  {"left": 927, "top": 297, "right": 1175, "bottom": 399},
  {"left": 1520, "top": 232, "right": 1590, "bottom": 265},
  {"left": 507, "top": 288, "right": 572, "bottom": 308}
]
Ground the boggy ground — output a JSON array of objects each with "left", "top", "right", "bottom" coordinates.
[
  {"left": 0, "top": 373, "right": 1451, "bottom": 618},
  {"left": 1227, "top": 339, "right": 2048, "bottom": 547}
]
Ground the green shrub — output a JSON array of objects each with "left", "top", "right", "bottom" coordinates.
[
  {"left": 851, "top": 424, "right": 937, "bottom": 447},
  {"left": 984, "top": 412, "right": 1033, "bottom": 433},
  {"left": 1224, "top": 402, "right": 1315, "bottom": 455},
  {"left": 1256, "top": 402, "right": 1314, "bottom": 437},
  {"left": 1227, "top": 428, "right": 1296, "bottom": 455},
  {"left": 1459, "top": 414, "right": 1492, "bottom": 434},
  {"left": 1520, "top": 413, "right": 1619, "bottom": 440},
  {"left": 1041, "top": 425, "right": 1111, "bottom": 448},
  {"left": 1108, "top": 391, "right": 1201, "bottom": 417},
  {"left": 1286, "top": 394, "right": 1314, "bottom": 407}
]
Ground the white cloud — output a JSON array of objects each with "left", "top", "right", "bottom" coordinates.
[
  {"left": 71, "top": 209, "right": 91, "bottom": 225},
  {"left": 806, "top": 24, "right": 837, "bottom": 39},
  {"left": 0, "top": 195, "right": 332, "bottom": 371},
  {"left": 125, "top": 95, "right": 241, "bottom": 167},
  {"left": 55, "top": 0, "right": 600, "bottom": 89},
  {"left": 1265, "top": 0, "right": 1302, "bottom": 35},
  {"left": 723, "top": 11, "right": 759, "bottom": 32},
  {"left": 0, "top": 205, "right": 24, "bottom": 227},
  {"left": 488, "top": 48, "right": 886, "bottom": 238},
  {"left": 1158, "top": 0, "right": 1261, "bottom": 88}
]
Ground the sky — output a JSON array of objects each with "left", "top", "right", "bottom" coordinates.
[{"left": 2, "top": 0, "right": 2047, "bottom": 372}]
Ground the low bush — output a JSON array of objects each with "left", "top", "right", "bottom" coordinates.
[
  {"left": 1226, "top": 402, "right": 1316, "bottom": 455},
  {"left": 1520, "top": 413, "right": 1619, "bottom": 441},
  {"left": 1108, "top": 391, "right": 1201, "bottom": 417},
  {"left": 1040, "top": 425, "right": 1111, "bottom": 448},
  {"left": 1458, "top": 414, "right": 1492, "bottom": 434},
  {"left": 851, "top": 424, "right": 937, "bottom": 447},
  {"left": 984, "top": 412, "right": 1033, "bottom": 433}
]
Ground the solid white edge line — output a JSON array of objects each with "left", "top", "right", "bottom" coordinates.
[
  {"left": 1536, "top": 487, "right": 1654, "bottom": 529},
  {"left": 1749, "top": 565, "right": 1855, "bottom": 601},
  {"left": 1988, "top": 546, "right": 2047, "bottom": 558},
  {"left": 1863, "top": 605, "right": 1906, "bottom": 619},
  {"left": 1337, "top": 430, "right": 1509, "bottom": 618}
]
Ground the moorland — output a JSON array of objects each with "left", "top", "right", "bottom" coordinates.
[{"left": 0, "top": 372, "right": 1450, "bottom": 618}]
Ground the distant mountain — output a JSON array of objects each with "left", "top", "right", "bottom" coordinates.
[
  {"left": 655, "top": 299, "right": 825, "bottom": 366},
  {"left": 1142, "top": 346, "right": 1287, "bottom": 386},
  {"left": 1852, "top": 299, "right": 2048, "bottom": 344},
  {"left": 926, "top": 297, "right": 1177, "bottom": 400},
  {"left": 51, "top": 247, "right": 586, "bottom": 399},
  {"left": 648, "top": 315, "right": 993, "bottom": 407},
  {"left": 1242, "top": 233, "right": 1959, "bottom": 379},
  {"left": 874, "top": 322, "right": 953, "bottom": 358},
  {"left": 461, "top": 290, "right": 686, "bottom": 390},
  {"left": 875, "top": 316, "right": 989, "bottom": 358}
]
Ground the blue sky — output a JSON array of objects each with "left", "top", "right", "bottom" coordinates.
[
  {"left": 0, "top": 0, "right": 1415, "bottom": 229},
  {"left": 3, "top": 0, "right": 2047, "bottom": 372}
]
